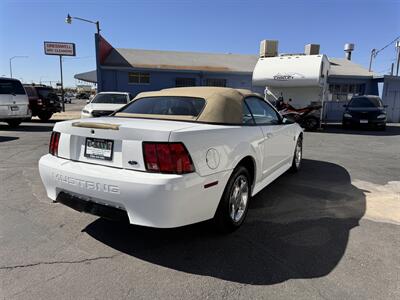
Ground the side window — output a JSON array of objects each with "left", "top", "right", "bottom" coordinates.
[
  {"left": 242, "top": 102, "right": 254, "bottom": 125},
  {"left": 245, "top": 97, "right": 280, "bottom": 125},
  {"left": 10, "top": 80, "right": 26, "bottom": 95}
]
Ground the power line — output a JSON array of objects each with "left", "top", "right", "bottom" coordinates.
[
  {"left": 374, "top": 35, "right": 400, "bottom": 57},
  {"left": 369, "top": 34, "right": 400, "bottom": 71}
]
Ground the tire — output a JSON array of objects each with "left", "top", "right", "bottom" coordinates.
[
  {"left": 7, "top": 119, "right": 22, "bottom": 128},
  {"left": 213, "top": 166, "right": 251, "bottom": 233},
  {"left": 290, "top": 135, "right": 302, "bottom": 172},
  {"left": 303, "top": 116, "right": 319, "bottom": 131},
  {"left": 38, "top": 112, "right": 53, "bottom": 122}
]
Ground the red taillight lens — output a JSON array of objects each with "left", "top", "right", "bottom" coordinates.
[
  {"left": 49, "top": 132, "right": 60, "bottom": 156},
  {"left": 143, "top": 142, "right": 194, "bottom": 174}
]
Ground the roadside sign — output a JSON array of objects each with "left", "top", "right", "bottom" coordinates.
[
  {"left": 44, "top": 41, "right": 76, "bottom": 56},
  {"left": 44, "top": 41, "right": 76, "bottom": 112}
]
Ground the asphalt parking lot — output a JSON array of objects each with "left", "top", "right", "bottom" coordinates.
[{"left": 0, "top": 120, "right": 399, "bottom": 299}]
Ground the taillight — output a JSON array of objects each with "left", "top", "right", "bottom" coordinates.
[
  {"left": 143, "top": 142, "right": 194, "bottom": 174},
  {"left": 49, "top": 132, "right": 60, "bottom": 156}
]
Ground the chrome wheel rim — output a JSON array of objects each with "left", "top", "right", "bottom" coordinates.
[
  {"left": 229, "top": 175, "right": 249, "bottom": 223},
  {"left": 295, "top": 139, "right": 302, "bottom": 168}
]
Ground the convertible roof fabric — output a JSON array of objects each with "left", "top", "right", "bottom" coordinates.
[{"left": 116, "top": 87, "right": 262, "bottom": 124}]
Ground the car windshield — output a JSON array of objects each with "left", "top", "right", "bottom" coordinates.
[
  {"left": 118, "top": 96, "right": 205, "bottom": 117},
  {"left": 36, "top": 88, "right": 56, "bottom": 98},
  {"left": 349, "top": 97, "right": 382, "bottom": 108},
  {"left": 91, "top": 94, "right": 127, "bottom": 104}
]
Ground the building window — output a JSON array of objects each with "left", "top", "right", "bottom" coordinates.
[
  {"left": 175, "top": 78, "right": 196, "bottom": 87},
  {"left": 128, "top": 72, "right": 150, "bottom": 84},
  {"left": 205, "top": 78, "right": 227, "bottom": 87},
  {"left": 328, "top": 83, "right": 366, "bottom": 101}
]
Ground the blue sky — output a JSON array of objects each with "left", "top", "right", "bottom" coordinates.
[{"left": 1, "top": 0, "right": 399, "bottom": 87}]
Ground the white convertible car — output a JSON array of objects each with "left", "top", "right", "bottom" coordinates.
[{"left": 39, "top": 87, "right": 303, "bottom": 232}]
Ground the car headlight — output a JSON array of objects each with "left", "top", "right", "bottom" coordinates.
[
  {"left": 377, "top": 114, "right": 386, "bottom": 119},
  {"left": 82, "top": 109, "right": 90, "bottom": 114},
  {"left": 344, "top": 113, "right": 352, "bottom": 118}
]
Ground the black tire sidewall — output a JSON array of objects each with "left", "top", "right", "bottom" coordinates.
[
  {"left": 291, "top": 136, "right": 302, "bottom": 172},
  {"left": 7, "top": 120, "right": 22, "bottom": 128},
  {"left": 38, "top": 112, "right": 53, "bottom": 122},
  {"left": 214, "top": 166, "right": 251, "bottom": 232}
]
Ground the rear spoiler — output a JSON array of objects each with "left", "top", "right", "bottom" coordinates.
[{"left": 72, "top": 122, "right": 120, "bottom": 130}]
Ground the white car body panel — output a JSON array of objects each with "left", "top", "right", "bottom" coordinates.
[{"left": 39, "top": 114, "right": 302, "bottom": 228}]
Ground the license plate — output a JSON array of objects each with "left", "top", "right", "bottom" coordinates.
[
  {"left": 360, "top": 119, "right": 368, "bottom": 124},
  {"left": 84, "top": 138, "right": 113, "bottom": 161},
  {"left": 10, "top": 105, "right": 19, "bottom": 111}
]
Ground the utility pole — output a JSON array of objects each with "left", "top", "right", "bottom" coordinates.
[
  {"left": 368, "top": 49, "right": 376, "bottom": 72},
  {"left": 59, "top": 56, "right": 65, "bottom": 112},
  {"left": 396, "top": 41, "right": 400, "bottom": 76}
]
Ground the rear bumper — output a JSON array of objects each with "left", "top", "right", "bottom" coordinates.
[
  {"left": 57, "top": 192, "right": 130, "bottom": 222},
  {"left": 342, "top": 118, "right": 386, "bottom": 127},
  {"left": 39, "top": 154, "right": 230, "bottom": 228},
  {"left": 0, "top": 106, "right": 31, "bottom": 120}
]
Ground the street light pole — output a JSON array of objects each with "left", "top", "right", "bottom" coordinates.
[
  {"left": 66, "top": 14, "right": 100, "bottom": 34},
  {"left": 9, "top": 56, "right": 28, "bottom": 78}
]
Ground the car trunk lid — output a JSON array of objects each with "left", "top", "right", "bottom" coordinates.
[{"left": 55, "top": 117, "right": 199, "bottom": 171}]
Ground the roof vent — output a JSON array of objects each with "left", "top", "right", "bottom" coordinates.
[
  {"left": 304, "top": 44, "right": 320, "bottom": 55},
  {"left": 259, "top": 40, "right": 278, "bottom": 58},
  {"left": 344, "top": 43, "right": 355, "bottom": 60}
]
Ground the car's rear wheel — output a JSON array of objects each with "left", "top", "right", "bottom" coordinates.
[
  {"left": 290, "top": 135, "right": 302, "bottom": 172},
  {"left": 7, "top": 119, "right": 22, "bottom": 128},
  {"left": 214, "top": 166, "right": 250, "bottom": 233},
  {"left": 303, "top": 116, "right": 319, "bottom": 131},
  {"left": 38, "top": 112, "right": 53, "bottom": 122}
]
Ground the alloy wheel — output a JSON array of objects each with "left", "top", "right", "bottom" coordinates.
[{"left": 229, "top": 175, "right": 249, "bottom": 223}]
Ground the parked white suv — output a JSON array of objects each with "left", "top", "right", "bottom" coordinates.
[
  {"left": 81, "top": 92, "right": 133, "bottom": 118},
  {"left": 0, "top": 78, "right": 31, "bottom": 127}
]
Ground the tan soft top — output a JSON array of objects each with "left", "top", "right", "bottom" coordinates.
[{"left": 115, "top": 87, "right": 262, "bottom": 124}]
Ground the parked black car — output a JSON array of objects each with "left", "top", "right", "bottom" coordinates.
[
  {"left": 24, "top": 85, "right": 62, "bottom": 121},
  {"left": 76, "top": 92, "right": 91, "bottom": 99},
  {"left": 342, "top": 95, "right": 387, "bottom": 130}
]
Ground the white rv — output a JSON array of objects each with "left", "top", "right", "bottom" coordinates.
[{"left": 253, "top": 43, "right": 330, "bottom": 109}]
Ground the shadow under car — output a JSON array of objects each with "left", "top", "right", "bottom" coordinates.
[{"left": 83, "top": 159, "right": 366, "bottom": 285}]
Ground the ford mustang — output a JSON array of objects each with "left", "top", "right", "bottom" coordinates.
[{"left": 39, "top": 87, "right": 303, "bottom": 232}]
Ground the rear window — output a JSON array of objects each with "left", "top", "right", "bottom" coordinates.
[
  {"left": 36, "top": 87, "right": 56, "bottom": 98},
  {"left": 91, "top": 93, "right": 127, "bottom": 104},
  {"left": 0, "top": 79, "right": 26, "bottom": 95},
  {"left": 349, "top": 97, "right": 383, "bottom": 108},
  {"left": 119, "top": 96, "right": 205, "bottom": 117},
  {"left": 24, "top": 86, "right": 36, "bottom": 97}
]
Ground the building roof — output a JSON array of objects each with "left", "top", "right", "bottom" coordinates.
[
  {"left": 328, "top": 58, "right": 375, "bottom": 78},
  {"left": 74, "top": 70, "right": 97, "bottom": 83},
  {"left": 102, "top": 48, "right": 258, "bottom": 73},
  {"left": 115, "top": 87, "right": 260, "bottom": 124}
]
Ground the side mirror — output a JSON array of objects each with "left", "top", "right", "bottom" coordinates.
[
  {"left": 86, "top": 100, "right": 90, "bottom": 104},
  {"left": 384, "top": 105, "right": 388, "bottom": 108},
  {"left": 343, "top": 104, "right": 348, "bottom": 108},
  {"left": 282, "top": 117, "right": 294, "bottom": 125}
]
